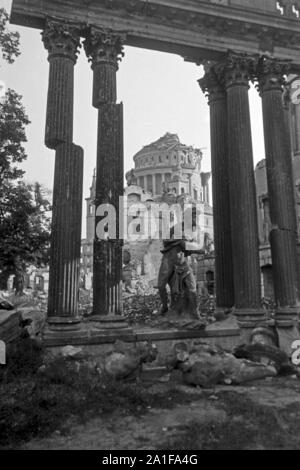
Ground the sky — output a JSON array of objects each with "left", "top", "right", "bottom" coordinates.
[{"left": 1, "top": 0, "right": 266, "bottom": 236}]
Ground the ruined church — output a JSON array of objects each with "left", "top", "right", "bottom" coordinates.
[{"left": 82, "top": 133, "right": 214, "bottom": 294}]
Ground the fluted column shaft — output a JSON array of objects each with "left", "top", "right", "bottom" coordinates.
[
  {"left": 296, "top": 104, "right": 300, "bottom": 155},
  {"left": 256, "top": 58, "right": 300, "bottom": 325},
  {"left": 199, "top": 69, "right": 234, "bottom": 310},
  {"left": 42, "top": 21, "right": 81, "bottom": 149},
  {"left": 84, "top": 29, "right": 125, "bottom": 317},
  {"left": 224, "top": 54, "right": 264, "bottom": 324},
  {"left": 94, "top": 104, "right": 124, "bottom": 316},
  {"left": 42, "top": 21, "right": 84, "bottom": 324},
  {"left": 48, "top": 143, "right": 84, "bottom": 320}
]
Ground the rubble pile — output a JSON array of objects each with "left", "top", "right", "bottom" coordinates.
[
  {"left": 55, "top": 340, "right": 158, "bottom": 381},
  {"left": 79, "top": 289, "right": 93, "bottom": 317},
  {"left": 122, "top": 278, "right": 218, "bottom": 327},
  {"left": 123, "top": 280, "right": 162, "bottom": 326},
  {"left": 166, "top": 341, "right": 296, "bottom": 388},
  {"left": 0, "top": 290, "right": 47, "bottom": 311}
]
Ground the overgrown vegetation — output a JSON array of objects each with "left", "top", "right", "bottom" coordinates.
[
  {"left": 163, "top": 391, "right": 292, "bottom": 450},
  {"left": 0, "top": 341, "right": 199, "bottom": 449},
  {"left": 2, "top": 341, "right": 300, "bottom": 450},
  {"left": 0, "top": 9, "right": 52, "bottom": 293},
  {"left": 0, "top": 8, "right": 20, "bottom": 64}
]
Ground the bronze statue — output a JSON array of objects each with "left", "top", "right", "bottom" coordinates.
[{"left": 157, "top": 238, "right": 204, "bottom": 319}]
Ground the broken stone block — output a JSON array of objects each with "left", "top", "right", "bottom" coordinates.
[
  {"left": 60, "top": 345, "right": 86, "bottom": 360},
  {"left": 0, "top": 298, "right": 14, "bottom": 311},
  {"left": 18, "top": 308, "right": 46, "bottom": 338},
  {"left": 221, "top": 355, "right": 277, "bottom": 384},
  {"left": 233, "top": 343, "right": 295, "bottom": 376},
  {"left": 170, "top": 342, "right": 278, "bottom": 388},
  {"left": 103, "top": 351, "right": 141, "bottom": 380},
  {"left": 103, "top": 340, "right": 158, "bottom": 380},
  {"left": 0, "top": 310, "right": 21, "bottom": 343},
  {"left": 181, "top": 356, "right": 225, "bottom": 388}
]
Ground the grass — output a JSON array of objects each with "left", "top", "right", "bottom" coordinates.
[
  {"left": 2, "top": 338, "right": 299, "bottom": 450},
  {"left": 162, "top": 391, "right": 291, "bottom": 450},
  {"left": 0, "top": 339, "right": 200, "bottom": 449}
]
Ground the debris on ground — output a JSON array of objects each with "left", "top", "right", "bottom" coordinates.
[
  {"left": 0, "top": 297, "right": 14, "bottom": 311},
  {"left": 101, "top": 340, "right": 158, "bottom": 380},
  {"left": 233, "top": 343, "right": 296, "bottom": 376},
  {"left": 60, "top": 346, "right": 87, "bottom": 361},
  {"left": 122, "top": 278, "right": 218, "bottom": 328},
  {"left": 79, "top": 289, "right": 93, "bottom": 317},
  {"left": 18, "top": 307, "right": 46, "bottom": 339},
  {"left": 166, "top": 342, "right": 281, "bottom": 388}
]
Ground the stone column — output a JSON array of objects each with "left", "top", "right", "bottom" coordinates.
[
  {"left": 84, "top": 29, "right": 129, "bottom": 328},
  {"left": 145, "top": 175, "right": 150, "bottom": 192},
  {"left": 256, "top": 57, "right": 300, "bottom": 341},
  {"left": 200, "top": 173, "right": 211, "bottom": 205},
  {"left": 282, "top": 83, "right": 294, "bottom": 157},
  {"left": 42, "top": 21, "right": 81, "bottom": 149},
  {"left": 199, "top": 65, "right": 234, "bottom": 312},
  {"left": 48, "top": 143, "right": 84, "bottom": 323},
  {"left": 223, "top": 53, "right": 265, "bottom": 329},
  {"left": 152, "top": 174, "right": 156, "bottom": 195},
  {"left": 293, "top": 101, "right": 300, "bottom": 156},
  {"left": 42, "top": 21, "right": 84, "bottom": 327}
]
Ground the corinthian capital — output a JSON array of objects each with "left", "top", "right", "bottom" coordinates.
[
  {"left": 83, "top": 28, "right": 125, "bottom": 70},
  {"left": 198, "top": 61, "right": 226, "bottom": 103},
  {"left": 254, "top": 56, "right": 291, "bottom": 94},
  {"left": 222, "top": 52, "right": 257, "bottom": 89},
  {"left": 42, "top": 20, "right": 81, "bottom": 63}
]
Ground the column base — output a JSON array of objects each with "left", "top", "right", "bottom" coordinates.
[
  {"left": 235, "top": 308, "right": 272, "bottom": 344},
  {"left": 235, "top": 308, "right": 270, "bottom": 329},
  {"left": 214, "top": 307, "right": 232, "bottom": 322},
  {"left": 250, "top": 326, "right": 279, "bottom": 347},
  {"left": 43, "top": 318, "right": 89, "bottom": 343},
  {"left": 88, "top": 314, "right": 133, "bottom": 334},
  {"left": 275, "top": 307, "right": 300, "bottom": 328},
  {"left": 47, "top": 316, "right": 81, "bottom": 326},
  {"left": 275, "top": 307, "right": 300, "bottom": 356}
]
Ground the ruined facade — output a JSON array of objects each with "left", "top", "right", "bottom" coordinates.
[
  {"left": 10, "top": 0, "right": 300, "bottom": 351},
  {"left": 126, "top": 133, "right": 210, "bottom": 202},
  {"left": 255, "top": 78, "right": 300, "bottom": 300},
  {"left": 82, "top": 133, "right": 214, "bottom": 293}
]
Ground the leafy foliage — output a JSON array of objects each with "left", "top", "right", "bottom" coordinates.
[
  {"left": 0, "top": 88, "right": 30, "bottom": 183},
  {"left": 0, "top": 7, "right": 20, "bottom": 64},
  {"left": 0, "top": 16, "right": 51, "bottom": 292},
  {"left": 0, "top": 181, "right": 52, "bottom": 290}
]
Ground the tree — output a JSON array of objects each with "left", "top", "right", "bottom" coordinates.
[
  {"left": 0, "top": 7, "right": 20, "bottom": 64},
  {"left": 0, "top": 88, "right": 30, "bottom": 183},
  {"left": 0, "top": 181, "right": 51, "bottom": 292},
  {"left": 0, "top": 9, "right": 51, "bottom": 293},
  {"left": 0, "top": 10, "right": 26, "bottom": 183}
]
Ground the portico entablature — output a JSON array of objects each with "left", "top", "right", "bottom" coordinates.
[{"left": 10, "top": 0, "right": 300, "bottom": 71}]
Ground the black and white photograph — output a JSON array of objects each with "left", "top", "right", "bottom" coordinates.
[{"left": 1, "top": 0, "right": 300, "bottom": 454}]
